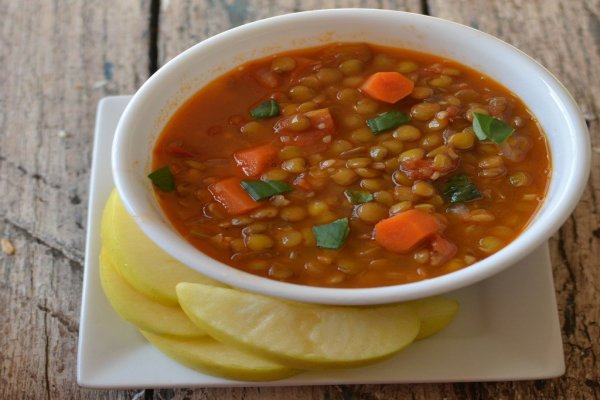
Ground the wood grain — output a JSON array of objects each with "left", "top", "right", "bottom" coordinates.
[
  {"left": 160, "top": 0, "right": 600, "bottom": 399},
  {"left": 156, "top": 1, "right": 600, "bottom": 399},
  {"left": 427, "top": 2, "right": 600, "bottom": 399},
  {"left": 158, "top": 0, "right": 423, "bottom": 64},
  {"left": 0, "top": 0, "right": 150, "bottom": 399},
  {"left": 0, "top": 0, "right": 598, "bottom": 399}
]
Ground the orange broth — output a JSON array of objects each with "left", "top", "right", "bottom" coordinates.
[{"left": 151, "top": 42, "right": 550, "bottom": 288}]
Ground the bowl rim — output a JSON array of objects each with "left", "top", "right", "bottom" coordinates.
[{"left": 112, "top": 8, "right": 591, "bottom": 305}]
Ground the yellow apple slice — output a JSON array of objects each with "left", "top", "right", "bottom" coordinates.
[
  {"left": 140, "top": 330, "right": 301, "bottom": 381},
  {"left": 176, "top": 283, "right": 420, "bottom": 369},
  {"left": 408, "top": 297, "right": 459, "bottom": 340},
  {"left": 99, "top": 250, "right": 206, "bottom": 338},
  {"left": 101, "top": 190, "right": 224, "bottom": 306}
]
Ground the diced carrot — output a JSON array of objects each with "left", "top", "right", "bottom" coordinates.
[
  {"left": 374, "top": 209, "right": 444, "bottom": 253},
  {"left": 208, "top": 177, "right": 261, "bottom": 215},
  {"left": 233, "top": 144, "right": 278, "bottom": 178},
  {"left": 360, "top": 72, "right": 415, "bottom": 104}
]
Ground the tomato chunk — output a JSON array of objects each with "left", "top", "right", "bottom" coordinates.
[
  {"left": 430, "top": 234, "right": 457, "bottom": 266},
  {"left": 274, "top": 108, "right": 335, "bottom": 146}
]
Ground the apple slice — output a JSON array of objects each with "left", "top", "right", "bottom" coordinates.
[
  {"left": 99, "top": 250, "right": 206, "bottom": 338},
  {"left": 101, "top": 190, "right": 224, "bottom": 306},
  {"left": 408, "top": 297, "right": 459, "bottom": 340},
  {"left": 140, "top": 330, "right": 301, "bottom": 381},
  {"left": 176, "top": 283, "right": 420, "bottom": 369}
]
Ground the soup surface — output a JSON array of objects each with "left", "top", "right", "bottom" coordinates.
[{"left": 150, "top": 42, "right": 550, "bottom": 288}]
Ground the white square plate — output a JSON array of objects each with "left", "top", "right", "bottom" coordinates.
[{"left": 77, "top": 96, "right": 565, "bottom": 388}]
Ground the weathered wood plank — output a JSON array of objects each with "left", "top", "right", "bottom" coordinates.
[
  {"left": 2, "top": 0, "right": 597, "bottom": 399},
  {"left": 155, "top": 1, "right": 600, "bottom": 399},
  {"left": 0, "top": 0, "right": 150, "bottom": 262},
  {"left": 0, "top": 0, "right": 150, "bottom": 398},
  {"left": 155, "top": 2, "right": 423, "bottom": 399},
  {"left": 158, "top": 0, "right": 423, "bottom": 65},
  {"left": 0, "top": 222, "right": 133, "bottom": 400},
  {"left": 427, "top": 0, "right": 600, "bottom": 399}
]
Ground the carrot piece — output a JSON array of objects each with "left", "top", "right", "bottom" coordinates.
[
  {"left": 208, "top": 177, "right": 261, "bottom": 215},
  {"left": 374, "top": 209, "right": 443, "bottom": 253},
  {"left": 360, "top": 72, "right": 415, "bottom": 104},
  {"left": 233, "top": 144, "right": 278, "bottom": 178}
]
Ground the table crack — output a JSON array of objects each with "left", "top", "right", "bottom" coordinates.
[
  {"left": 0, "top": 154, "right": 62, "bottom": 190},
  {"left": 1, "top": 217, "right": 84, "bottom": 268},
  {"left": 421, "top": 0, "right": 430, "bottom": 15},
  {"left": 558, "top": 217, "right": 578, "bottom": 338},
  {"left": 36, "top": 303, "right": 79, "bottom": 335},
  {"left": 43, "top": 297, "right": 52, "bottom": 400},
  {"left": 149, "top": 0, "right": 160, "bottom": 75}
]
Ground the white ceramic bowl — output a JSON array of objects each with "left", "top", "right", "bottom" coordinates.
[{"left": 112, "top": 9, "right": 590, "bottom": 305}]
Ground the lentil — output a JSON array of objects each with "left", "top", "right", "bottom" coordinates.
[{"left": 152, "top": 42, "right": 550, "bottom": 289}]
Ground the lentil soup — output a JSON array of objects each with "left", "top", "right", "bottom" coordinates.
[{"left": 150, "top": 42, "right": 550, "bottom": 288}]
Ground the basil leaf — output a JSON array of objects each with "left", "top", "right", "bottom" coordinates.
[
  {"left": 241, "top": 180, "right": 293, "bottom": 201},
  {"left": 366, "top": 110, "right": 410, "bottom": 134},
  {"left": 148, "top": 166, "right": 175, "bottom": 192},
  {"left": 250, "top": 99, "right": 280, "bottom": 119},
  {"left": 312, "top": 218, "right": 350, "bottom": 249},
  {"left": 344, "top": 190, "right": 373, "bottom": 205},
  {"left": 472, "top": 113, "right": 515, "bottom": 144},
  {"left": 443, "top": 174, "right": 482, "bottom": 203}
]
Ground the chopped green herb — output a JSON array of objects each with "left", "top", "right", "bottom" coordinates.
[
  {"left": 241, "top": 180, "right": 293, "bottom": 201},
  {"left": 472, "top": 112, "right": 515, "bottom": 144},
  {"left": 250, "top": 99, "right": 280, "bottom": 119},
  {"left": 312, "top": 218, "right": 350, "bottom": 249},
  {"left": 366, "top": 110, "right": 410, "bottom": 134},
  {"left": 443, "top": 174, "right": 482, "bottom": 203},
  {"left": 344, "top": 190, "right": 373, "bottom": 205},
  {"left": 148, "top": 166, "right": 175, "bottom": 192}
]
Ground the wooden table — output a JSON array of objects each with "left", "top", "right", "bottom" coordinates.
[{"left": 1, "top": 1, "right": 598, "bottom": 398}]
